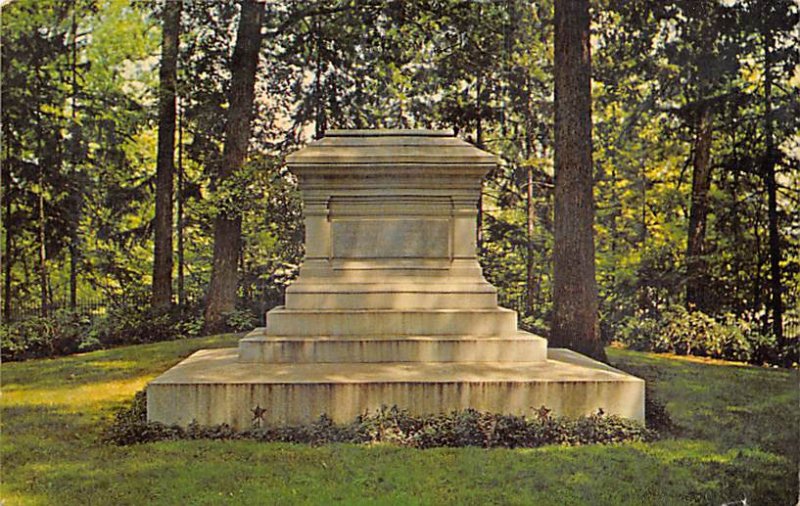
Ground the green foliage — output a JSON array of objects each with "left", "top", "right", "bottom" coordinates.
[
  {"left": 592, "top": 0, "right": 800, "bottom": 356},
  {"left": 223, "top": 308, "right": 258, "bottom": 332},
  {"left": 91, "top": 303, "right": 177, "bottom": 347},
  {"left": 104, "top": 394, "right": 654, "bottom": 449},
  {"left": 612, "top": 305, "right": 786, "bottom": 364},
  {"left": 174, "top": 314, "right": 204, "bottom": 338},
  {"left": 0, "top": 309, "right": 93, "bottom": 360},
  {"left": 1, "top": 297, "right": 208, "bottom": 361}
]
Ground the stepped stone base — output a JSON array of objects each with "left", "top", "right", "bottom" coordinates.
[
  {"left": 146, "top": 130, "right": 645, "bottom": 430},
  {"left": 265, "top": 307, "right": 518, "bottom": 336},
  {"left": 285, "top": 280, "right": 499, "bottom": 309},
  {"left": 147, "top": 348, "right": 645, "bottom": 429},
  {"left": 238, "top": 328, "right": 548, "bottom": 363}
]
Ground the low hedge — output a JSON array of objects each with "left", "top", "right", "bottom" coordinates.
[{"left": 104, "top": 391, "right": 657, "bottom": 448}]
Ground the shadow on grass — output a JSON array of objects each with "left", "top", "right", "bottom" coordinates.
[{"left": 609, "top": 348, "right": 800, "bottom": 462}]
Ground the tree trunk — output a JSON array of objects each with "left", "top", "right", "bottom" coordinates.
[
  {"left": 177, "top": 98, "right": 186, "bottom": 311},
  {"left": 69, "top": 0, "right": 79, "bottom": 310},
  {"left": 526, "top": 162, "right": 535, "bottom": 316},
  {"left": 38, "top": 168, "right": 48, "bottom": 317},
  {"left": 204, "top": 0, "right": 264, "bottom": 333},
  {"left": 525, "top": 121, "right": 535, "bottom": 315},
  {"left": 762, "top": 27, "right": 784, "bottom": 354},
  {"left": 33, "top": 72, "right": 50, "bottom": 318},
  {"left": 3, "top": 151, "right": 12, "bottom": 323},
  {"left": 685, "top": 107, "right": 714, "bottom": 312},
  {"left": 476, "top": 72, "right": 484, "bottom": 252},
  {"left": 151, "top": 0, "right": 181, "bottom": 310},
  {"left": 314, "top": 17, "right": 325, "bottom": 140},
  {"left": 551, "top": 0, "right": 605, "bottom": 361},
  {"left": 753, "top": 207, "right": 763, "bottom": 327}
]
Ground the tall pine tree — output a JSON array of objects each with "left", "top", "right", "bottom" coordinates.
[
  {"left": 204, "top": 0, "right": 264, "bottom": 332},
  {"left": 551, "top": 0, "right": 605, "bottom": 361},
  {"left": 152, "top": 0, "right": 181, "bottom": 310}
]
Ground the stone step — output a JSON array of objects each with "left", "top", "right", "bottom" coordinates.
[
  {"left": 147, "top": 348, "right": 645, "bottom": 429},
  {"left": 284, "top": 287, "right": 498, "bottom": 310},
  {"left": 237, "top": 329, "right": 547, "bottom": 363},
  {"left": 265, "top": 307, "right": 518, "bottom": 336}
]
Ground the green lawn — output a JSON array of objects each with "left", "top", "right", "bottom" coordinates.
[{"left": 2, "top": 337, "right": 798, "bottom": 505}]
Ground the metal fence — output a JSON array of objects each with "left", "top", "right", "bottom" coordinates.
[
  {"left": 4, "top": 297, "right": 113, "bottom": 322},
  {"left": 3, "top": 292, "right": 282, "bottom": 326}
]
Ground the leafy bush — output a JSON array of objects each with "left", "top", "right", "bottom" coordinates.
[
  {"left": 3, "top": 301, "right": 203, "bottom": 361},
  {"left": 91, "top": 302, "right": 177, "bottom": 347},
  {"left": 104, "top": 392, "right": 655, "bottom": 448},
  {"left": 224, "top": 308, "right": 258, "bottom": 332},
  {"left": 175, "top": 315, "right": 205, "bottom": 339},
  {"left": 615, "top": 305, "right": 757, "bottom": 363},
  {"left": 1, "top": 310, "right": 93, "bottom": 361}
]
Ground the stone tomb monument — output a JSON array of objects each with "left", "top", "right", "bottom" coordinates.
[{"left": 148, "top": 130, "right": 644, "bottom": 428}]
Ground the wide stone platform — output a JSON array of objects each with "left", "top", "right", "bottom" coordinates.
[
  {"left": 147, "top": 347, "right": 643, "bottom": 429},
  {"left": 147, "top": 129, "right": 644, "bottom": 429}
]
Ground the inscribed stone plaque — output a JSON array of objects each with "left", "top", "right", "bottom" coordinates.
[{"left": 332, "top": 219, "right": 450, "bottom": 259}]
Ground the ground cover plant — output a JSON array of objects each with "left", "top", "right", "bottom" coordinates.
[
  {"left": 1, "top": 335, "right": 797, "bottom": 505},
  {"left": 104, "top": 394, "right": 654, "bottom": 448}
]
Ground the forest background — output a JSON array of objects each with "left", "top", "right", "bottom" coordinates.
[{"left": 2, "top": 0, "right": 798, "bottom": 366}]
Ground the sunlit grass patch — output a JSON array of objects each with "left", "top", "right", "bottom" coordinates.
[{"left": 3, "top": 376, "right": 154, "bottom": 411}]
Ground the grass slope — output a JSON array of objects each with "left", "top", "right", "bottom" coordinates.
[{"left": 1, "top": 337, "right": 798, "bottom": 505}]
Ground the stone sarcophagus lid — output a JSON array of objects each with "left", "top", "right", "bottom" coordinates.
[{"left": 147, "top": 130, "right": 644, "bottom": 428}]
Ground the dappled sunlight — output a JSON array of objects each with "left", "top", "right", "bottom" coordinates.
[
  {"left": 1, "top": 334, "right": 241, "bottom": 392},
  {"left": 2, "top": 360, "right": 142, "bottom": 394},
  {"left": 611, "top": 348, "right": 800, "bottom": 462},
  {"left": 609, "top": 347, "right": 795, "bottom": 373},
  {"left": 86, "top": 359, "right": 140, "bottom": 371},
  {"left": 2, "top": 375, "right": 154, "bottom": 411}
]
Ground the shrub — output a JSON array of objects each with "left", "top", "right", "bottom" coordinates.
[
  {"left": 174, "top": 315, "right": 205, "bottom": 339},
  {"left": 1, "top": 310, "right": 93, "bottom": 361},
  {"left": 104, "top": 392, "right": 655, "bottom": 448},
  {"left": 224, "top": 308, "right": 258, "bottom": 332},
  {"left": 615, "top": 305, "right": 756, "bottom": 363},
  {"left": 2, "top": 300, "right": 206, "bottom": 361},
  {"left": 92, "top": 302, "right": 178, "bottom": 347},
  {"left": 616, "top": 314, "right": 662, "bottom": 352}
]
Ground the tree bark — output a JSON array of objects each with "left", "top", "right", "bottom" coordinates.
[
  {"left": 204, "top": 0, "right": 264, "bottom": 333},
  {"left": 69, "top": 0, "right": 79, "bottom": 310},
  {"left": 151, "top": 0, "right": 181, "bottom": 310},
  {"left": 525, "top": 121, "right": 535, "bottom": 314},
  {"left": 33, "top": 67, "right": 50, "bottom": 318},
  {"left": 177, "top": 98, "right": 186, "bottom": 311},
  {"left": 551, "top": 0, "right": 605, "bottom": 361},
  {"left": 38, "top": 168, "right": 48, "bottom": 317},
  {"left": 526, "top": 161, "right": 535, "bottom": 315},
  {"left": 3, "top": 150, "right": 12, "bottom": 323},
  {"left": 476, "top": 71, "right": 484, "bottom": 252},
  {"left": 314, "top": 17, "right": 325, "bottom": 140},
  {"left": 685, "top": 107, "right": 714, "bottom": 312},
  {"left": 762, "top": 27, "right": 784, "bottom": 353}
]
